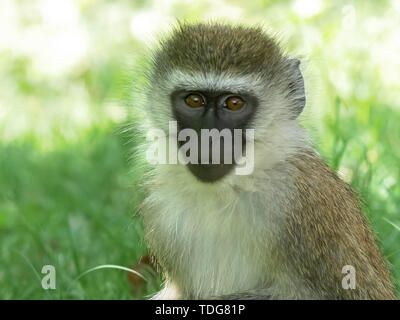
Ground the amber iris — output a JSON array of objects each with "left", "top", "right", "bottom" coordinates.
[
  {"left": 225, "top": 96, "right": 244, "bottom": 111},
  {"left": 185, "top": 94, "right": 205, "bottom": 108}
]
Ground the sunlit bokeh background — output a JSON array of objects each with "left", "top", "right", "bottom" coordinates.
[{"left": 0, "top": 0, "right": 399, "bottom": 299}]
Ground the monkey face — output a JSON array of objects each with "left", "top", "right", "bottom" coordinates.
[
  {"left": 170, "top": 89, "right": 258, "bottom": 182},
  {"left": 146, "top": 24, "right": 306, "bottom": 182}
]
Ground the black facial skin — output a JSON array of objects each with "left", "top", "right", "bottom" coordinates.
[{"left": 170, "top": 90, "right": 258, "bottom": 183}]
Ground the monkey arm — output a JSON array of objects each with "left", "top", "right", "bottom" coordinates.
[
  {"left": 150, "top": 281, "right": 182, "bottom": 300},
  {"left": 153, "top": 286, "right": 275, "bottom": 300},
  {"left": 208, "top": 289, "right": 274, "bottom": 300}
]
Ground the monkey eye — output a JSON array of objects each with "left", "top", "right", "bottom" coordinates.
[
  {"left": 185, "top": 94, "right": 205, "bottom": 108},
  {"left": 224, "top": 96, "right": 245, "bottom": 111}
]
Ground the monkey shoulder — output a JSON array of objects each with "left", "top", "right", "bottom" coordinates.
[{"left": 281, "top": 150, "right": 396, "bottom": 299}]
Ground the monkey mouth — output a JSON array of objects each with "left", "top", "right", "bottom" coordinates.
[{"left": 187, "top": 162, "right": 235, "bottom": 183}]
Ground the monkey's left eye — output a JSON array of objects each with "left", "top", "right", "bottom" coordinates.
[
  {"left": 185, "top": 94, "right": 205, "bottom": 108},
  {"left": 224, "top": 96, "right": 245, "bottom": 111}
]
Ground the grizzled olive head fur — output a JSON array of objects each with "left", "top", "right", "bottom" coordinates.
[
  {"left": 152, "top": 24, "right": 284, "bottom": 77},
  {"left": 146, "top": 23, "right": 306, "bottom": 124}
]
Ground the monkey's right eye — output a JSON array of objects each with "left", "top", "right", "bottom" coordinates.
[{"left": 185, "top": 94, "right": 205, "bottom": 108}]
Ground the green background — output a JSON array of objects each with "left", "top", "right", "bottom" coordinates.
[{"left": 0, "top": 0, "right": 399, "bottom": 299}]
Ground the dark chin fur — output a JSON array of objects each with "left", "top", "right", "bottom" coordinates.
[{"left": 187, "top": 163, "right": 235, "bottom": 183}]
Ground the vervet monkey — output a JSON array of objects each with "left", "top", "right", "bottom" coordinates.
[{"left": 137, "top": 23, "right": 396, "bottom": 299}]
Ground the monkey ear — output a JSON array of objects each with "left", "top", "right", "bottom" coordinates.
[{"left": 286, "top": 58, "right": 306, "bottom": 118}]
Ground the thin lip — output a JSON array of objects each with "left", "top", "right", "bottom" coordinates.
[{"left": 191, "top": 162, "right": 232, "bottom": 167}]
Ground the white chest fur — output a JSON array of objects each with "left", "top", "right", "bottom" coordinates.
[{"left": 142, "top": 163, "right": 294, "bottom": 298}]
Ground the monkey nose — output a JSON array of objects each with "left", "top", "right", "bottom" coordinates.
[{"left": 201, "top": 107, "right": 217, "bottom": 130}]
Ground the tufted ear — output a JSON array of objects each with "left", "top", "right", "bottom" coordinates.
[{"left": 286, "top": 58, "right": 306, "bottom": 118}]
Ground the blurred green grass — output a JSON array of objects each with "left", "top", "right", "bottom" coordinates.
[{"left": 0, "top": 122, "right": 160, "bottom": 299}]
